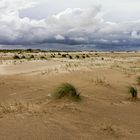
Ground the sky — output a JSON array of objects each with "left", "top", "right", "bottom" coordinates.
[
  {"left": 0, "top": 0, "right": 140, "bottom": 48},
  {"left": 20, "top": 0, "right": 140, "bottom": 22}
]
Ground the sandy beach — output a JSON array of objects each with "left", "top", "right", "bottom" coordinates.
[{"left": 0, "top": 51, "right": 140, "bottom": 140}]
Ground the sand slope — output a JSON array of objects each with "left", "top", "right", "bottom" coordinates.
[{"left": 0, "top": 52, "right": 140, "bottom": 140}]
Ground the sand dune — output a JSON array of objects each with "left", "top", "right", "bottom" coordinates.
[{"left": 0, "top": 52, "right": 140, "bottom": 140}]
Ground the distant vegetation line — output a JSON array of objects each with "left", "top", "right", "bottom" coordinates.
[
  {"left": 0, "top": 49, "right": 88, "bottom": 53},
  {"left": 0, "top": 49, "right": 139, "bottom": 53}
]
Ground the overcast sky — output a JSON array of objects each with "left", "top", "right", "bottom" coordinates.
[
  {"left": 0, "top": 0, "right": 140, "bottom": 47},
  {"left": 20, "top": 0, "right": 140, "bottom": 22}
]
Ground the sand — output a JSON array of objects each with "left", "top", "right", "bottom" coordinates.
[{"left": 0, "top": 52, "right": 140, "bottom": 140}]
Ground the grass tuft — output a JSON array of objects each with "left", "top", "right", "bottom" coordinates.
[
  {"left": 30, "top": 55, "right": 34, "bottom": 59},
  {"left": 21, "top": 55, "right": 26, "bottom": 59},
  {"left": 40, "top": 56, "right": 46, "bottom": 59},
  {"left": 52, "top": 83, "right": 80, "bottom": 101},
  {"left": 13, "top": 55, "right": 20, "bottom": 59},
  {"left": 128, "top": 86, "right": 138, "bottom": 99},
  {"left": 76, "top": 55, "right": 80, "bottom": 59},
  {"left": 62, "top": 54, "right": 67, "bottom": 58},
  {"left": 68, "top": 55, "right": 73, "bottom": 59}
]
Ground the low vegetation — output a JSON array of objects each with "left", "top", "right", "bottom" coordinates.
[
  {"left": 30, "top": 55, "right": 35, "bottom": 59},
  {"left": 0, "top": 101, "right": 40, "bottom": 116},
  {"left": 21, "top": 55, "right": 26, "bottom": 59},
  {"left": 76, "top": 55, "right": 80, "bottom": 59},
  {"left": 40, "top": 56, "right": 46, "bottom": 59},
  {"left": 68, "top": 55, "right": 73, "bottom": 59},
  {"left": 52, "top": 83, "right": 80, "bottom": 101},
  {"left": 94, "top": 77, "right": 110, "bottom": 87},
  {"left": 62, "top": 54, "right": 67, "bottom": 58},
  {"left": 51, "top": 54, "right": 55, "bottom": 58},
  {"left": 13, "top": 55, "right": 20, "bottom": 59},
  {"left": 82, "top": 56, "right": 85, "bottom": 59},
  {"left": 128, "top": 86, "right": 138, "bottom": 99}
]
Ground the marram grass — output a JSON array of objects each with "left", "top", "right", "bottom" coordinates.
[
  {"left": 128, "top": 86, "right": 138, "bottom": 99},
  {"left": 52, "top": 83, "right": 80, "bottom": 101}
]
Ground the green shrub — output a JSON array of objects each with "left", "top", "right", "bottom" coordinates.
[
  {"left": 30, "top": 55, "right": 34, "bottom": 59},
  {"left": 128, "top": 86, "right": 138, "bottom": 98},
  {"left": 76, "top": 55, "right": 80, "bottom": 59},
  {"left": 21, "top": 55, "right": 26, "bottom": 59},
  {"left": 51, "top": 55, "right": 55, "bottom": 58},
  {"left": 52, "top": 83, "right": 80, "bottom": 101},
  {"left": 13, "top": 55, "right": 20, "bottom": 59},
  {"left": 69, "top": 55, "right": 73, "bottom": 59},
  {"left": 62, "top": 54, "right": 67, "bottom": 58},
  {"left": 82, "top": 56, "right": 85, "bottom": 59},
  {"left": 40, "top": 56, "right": 46, "bottom": 59}
]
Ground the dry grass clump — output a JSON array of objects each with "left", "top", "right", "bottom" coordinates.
[
  {"left": 0, "top": 102, "right": 26, "bottom": 114},
  {"left": 0, "top": 101, "right": 40, "bottom": 116},
  {"left": 94, "top": 77, "right": 110, "bottom": 87},
  {"left": 52, "top": 83, "right": 80, "bottom": 101}
]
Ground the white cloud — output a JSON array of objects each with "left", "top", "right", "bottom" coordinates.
[
  {"left": 69, "top": 37, "right": 86, "bottom": 42},
  {"left": 46, "top": 6, "right": 103, "bottom": 34},
  {"left": 99, "top": 39, "right": 109, "bottom": 43},
  {"left": 131, "top": 31, "right": 140, "bottom": 39},
  {"left": 112, "top": 40, "right": 120, "bottom": 43},
  {"left": 0, "top": 0, "right": 140, "bottom": 46},
  {"left": 55, "top": 35, "right": 65, "bottom": 40},
  {"left": 0, "top": 0, "right": 36, "bottom": 17}
]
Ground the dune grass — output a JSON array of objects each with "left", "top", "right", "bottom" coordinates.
[
  {"left": 21, "top": 55, "right": 26, "bottom": 59},
  {"left": 40, "top": 56, "right": 46, "bottom": 59},
  {"left": 128, "top": 86, "right": 138, "bottom": 99},
  {"left": 13, "top": 55, "right": 20, "bottom": 59},
  {"left": 52, "top": 83, "right": 80, "bottom": 101},
  {"left": 30, "top": 55, "right": 35, "bottom": 59}
]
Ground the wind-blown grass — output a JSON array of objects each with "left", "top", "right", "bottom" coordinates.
[
  {"left": 128, "top": 86, "right": 138, "bottom": 99},
  {"left": 52, "top": 83, "right": 80, "bottom": 101}
]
